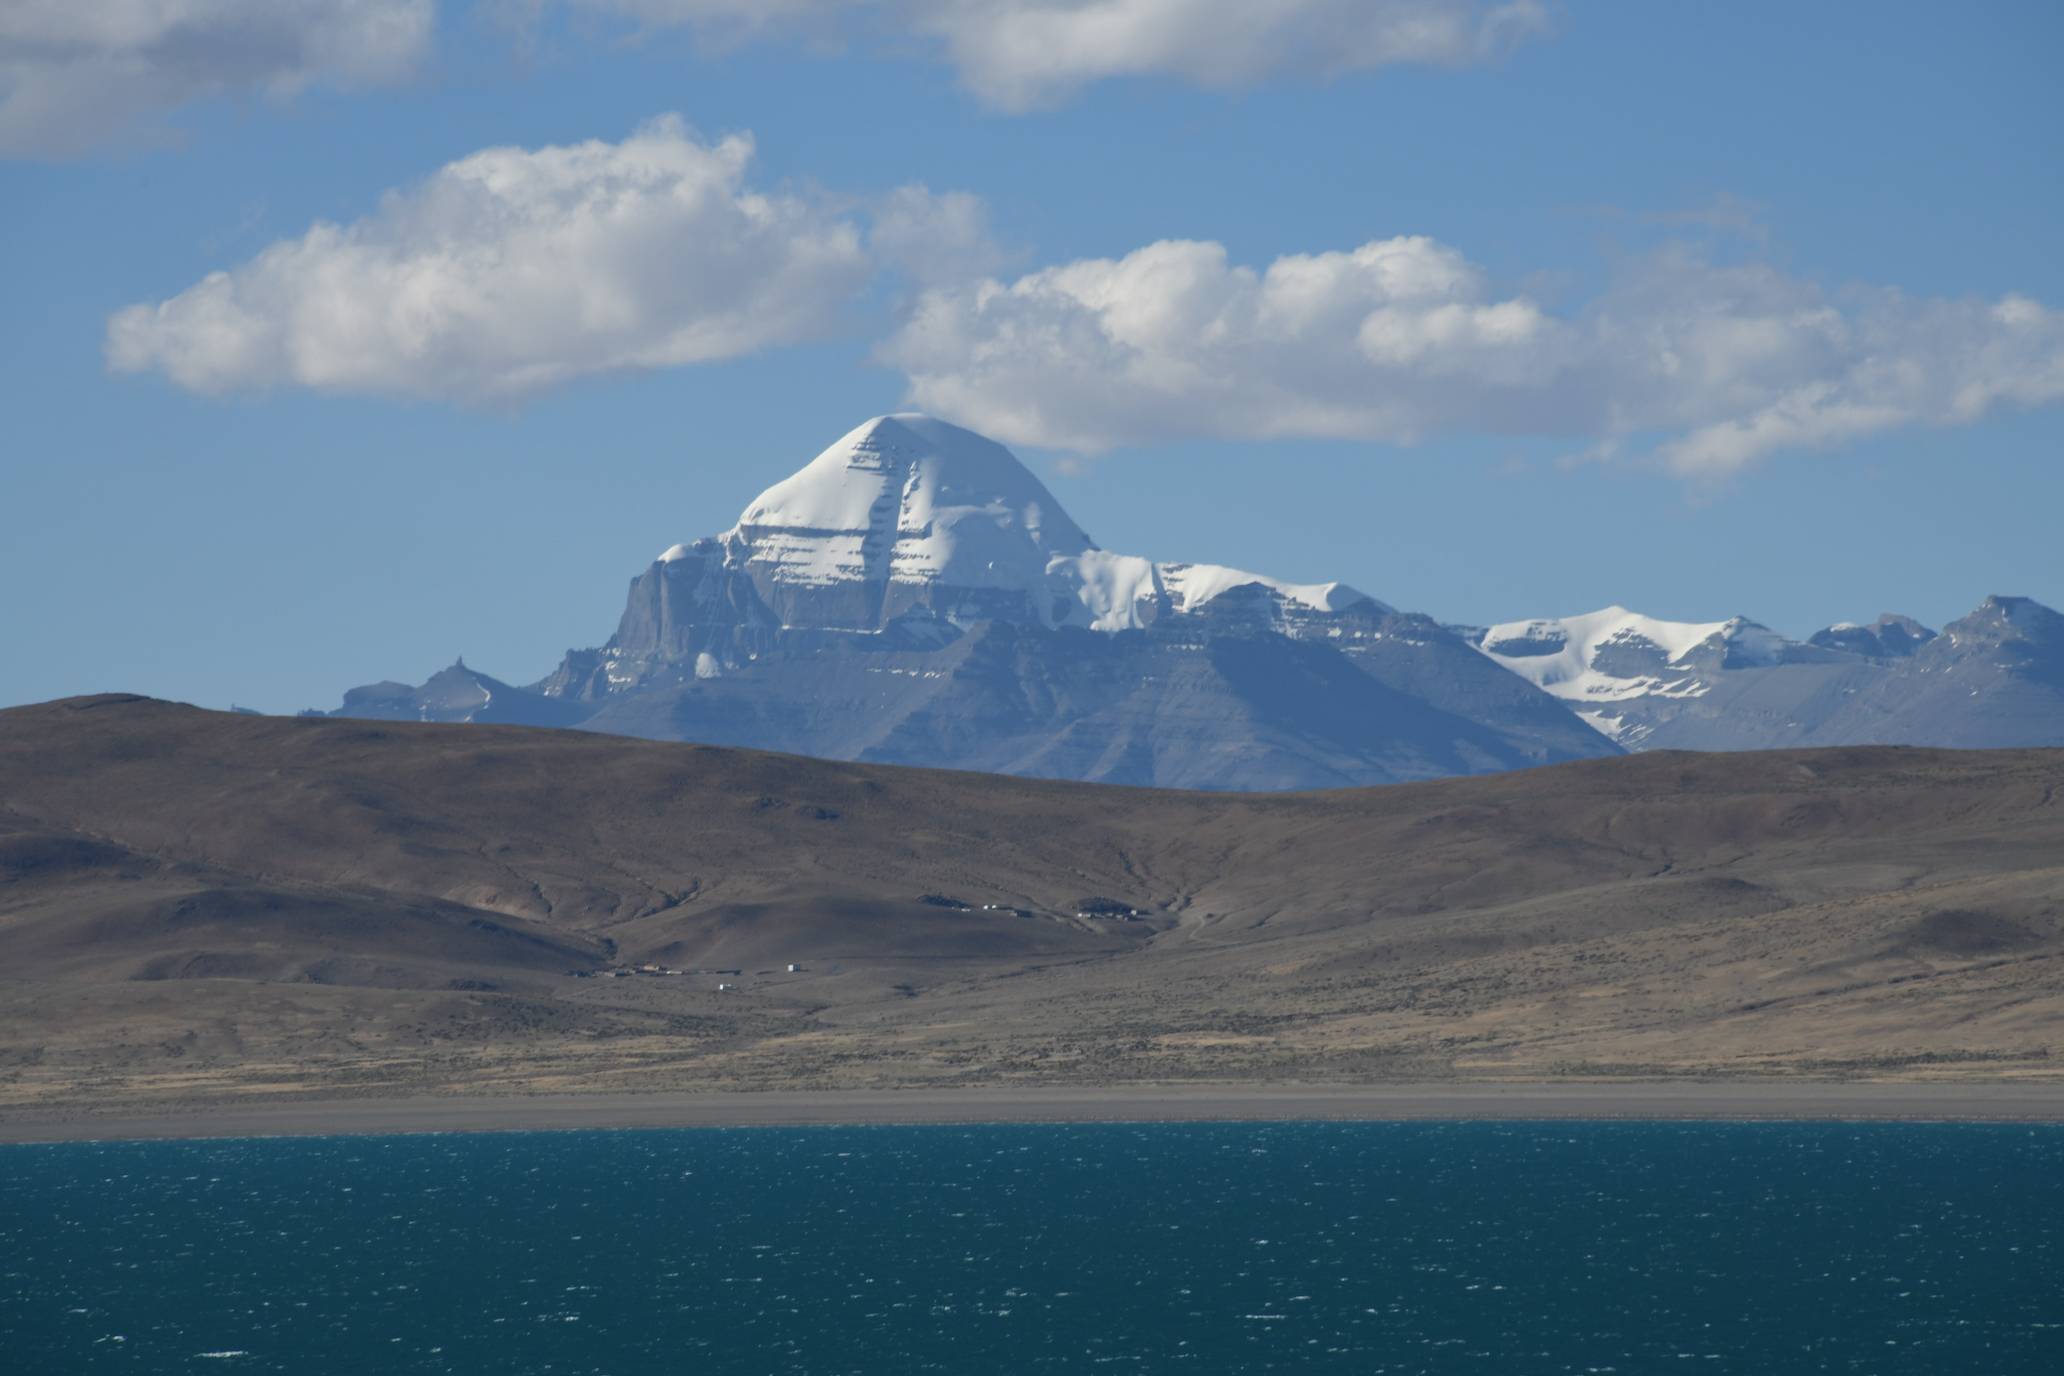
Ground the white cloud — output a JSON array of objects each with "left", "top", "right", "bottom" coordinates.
[
  {"left": 4, "top": 1, "right": 1545, "bottom": 154},
  {"left": 567, "top": 0, "right": 857, "bottom": 24},
  {"left": 870, "top": 185, "right": 1010, "bottom": 286},
  {"left": 905, "top": 0, "right": 1550, "bottom": 109},
  {"left": 0, "top": 0, "right": 432, "bottom": 157},
  {"left": 1649, "top": 289, "right": 2064, "bottom": 475},
  {"left": 495, "top": 0, "right": 861, "bottom": 48},
  {"left": 563, "top": 0, "right": 1548, "bottom": 107},
  {"left": 106, "top": 116, "right": 875, "bottom": 399},
  {"left": 878, "top": 236, "right": 2064, "bottom": 473}
]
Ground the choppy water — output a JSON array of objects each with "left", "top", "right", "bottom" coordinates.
[{"left": 3, "top": 1121, "right": 2061, "bottom": 1373}]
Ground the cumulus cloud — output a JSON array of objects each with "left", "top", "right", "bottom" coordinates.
[
  {"left": 107, "top": 116, "right": 878, "bottom": 400},
  {"left": 1649, "top": 289, "right": 2064, "bottom": 475},
  {"left": 0, "top": 0, "right": 432, "bottom": 157},
  {"left": 563, "top": 0, "right": 1548, "bottom": 107},
  {"left": 6, "top": 1, "right": 1545, "bottom": 154},
  {"left": 877, "top": 236, "right": 2064, "bottom": 474},
  {"left": 904, "top": 0, "right": 1550, "bottom": 109},
  {"left": 492, "top": 0, "right": 861, "bottom": 48},
  {"left": 564, "top": 0, "right": 858, "bottom": 24},
  {"left": 870, "top": 184, "right": 1010, "bottom": 286},
  {"left": 5, "top": 1, "right": 1548, "bottom": 155}
]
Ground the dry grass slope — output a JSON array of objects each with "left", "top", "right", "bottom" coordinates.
[{"left": 2, "top": 694, "right": 2060, "bottom": 1118}]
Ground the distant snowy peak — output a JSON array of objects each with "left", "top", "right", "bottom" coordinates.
[
  {"left": 1477, "top": 606, "right": 1790, "bottom": 688},
  {"left": 1809, "top": 613, "right": 1937, "bottom": 660},
  {"left": 1473, "top": 606, "right": 1801, "bottom": 741},
  {"left": 652, "top": 413, "right": 1378, "bottom": 633}
]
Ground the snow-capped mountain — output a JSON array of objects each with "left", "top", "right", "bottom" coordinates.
[
  {"left": 584, "top": 414, "right": 1388, "bottom": 691},
  {"left": 324, "top": 414, "right": 2064, "bottom": 784},
  {"left": 329, "top": 415, "right": 1610, "bottom": 789},
  {"left": 1468, "top": 596, "right": 2064, "bottom": 752},
  {"left": 677, "top": 414, "right": 1376, "bottom": 634},
  {"left": 1470, "top": 607, "right": 1854, "bottom": 748}
]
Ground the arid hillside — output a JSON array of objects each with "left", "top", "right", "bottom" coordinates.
[{"left": 2, "top": 694, "right": 2061, "bottom": 1114}]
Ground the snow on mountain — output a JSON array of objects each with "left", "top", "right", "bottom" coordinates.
[
  {"left": 1464, "top": 595, "right": 2064, "bottom": 753},
  {"left": 1048, "top": 547, "right": 1160, "bottom": 632},
  {"left": 666, "top": 413, "right": 1381, "bottom": 635},
  {"left": 1159, "top": 561, "right": 1375, "bottom": 616},
  {"left": 322, "top": 411, "right": 2064, "bottom": 782},
  {"left": 380, "top": 411, "right": 1606, "bottom": 789},
  {"left": 1808, "top": 613, "right": 1937, "bottom": 660},
  {"left": 1043, "top": 549, "right": 1383, "bottom": 632},
  {"left": 1473, "top": 607, "right": 1797, "bottom": 743},
  {"left": 1478, "top": 606, "right": 1737, "bottom": 695},
  {"left": 1477, "top": 607, "right": 1776, "bottom": 691},
  {"left": 706, "top": 414, "right": 1093, "bottom": 596}
]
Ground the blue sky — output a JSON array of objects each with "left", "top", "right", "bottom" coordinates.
[{"left": 3, "top": 1, "right": 2060, "bottom": 713}]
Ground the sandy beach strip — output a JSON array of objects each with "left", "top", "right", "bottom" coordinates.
[{"left": 4, "top": 1081, "right": 2064, "bottom": 1143}]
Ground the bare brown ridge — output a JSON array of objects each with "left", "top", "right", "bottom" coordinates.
[{"left": 2, "top": 694, "right": 2060, "bottom": 1126}]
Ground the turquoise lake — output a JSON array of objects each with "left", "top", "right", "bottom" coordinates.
[{"left": 4, "top": 1121, "right": 2061, "bottom": 1372}]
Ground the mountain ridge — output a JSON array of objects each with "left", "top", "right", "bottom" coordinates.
[
  {"left": 1467, "top": 593, "right": 2064, "bottom": 752},
  {"left": 318, "top": 414, "right": 2064, "bottom": 784},
  {"left": 325, "top": 414, "right": 1613, "bottom": 788}
]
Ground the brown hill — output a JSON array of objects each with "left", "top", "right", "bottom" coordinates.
[{"left": 2, "top": 694, "right": 2060, "bottom": 1114}]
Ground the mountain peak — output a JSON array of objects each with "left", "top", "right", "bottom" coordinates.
[
  {"left": 1471, "top": 606, "right": 1799, "bottom": 745},
  {"left": 1478, "top": 606, "right": 1759, "bottom": 665},
  {"left": 704, "top": 413, "right": 1093, "bottom": 603},
  {"left": 320, "top": 411, "right": 2064, "bottom": 773},
  {"left": 1946, "top": 595, "right": 2063, "bottom": 647},
  {"left": 639, "top": 415, "right": 1379, "bottom": 637},
  {"left": 1810, "top": 613, "right": 1937, "bottom": 660},
  {"left": 1975, "top": 594, "right": 2059, "bottom": 624},
  {"left": 738, "top": 412, "right": 1092, "bottom": 550}
]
